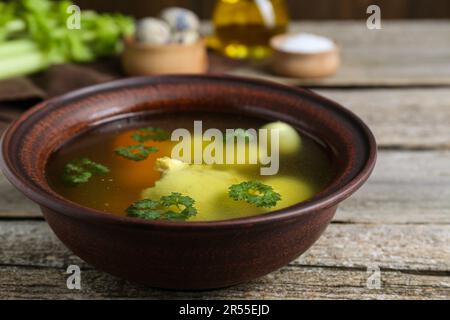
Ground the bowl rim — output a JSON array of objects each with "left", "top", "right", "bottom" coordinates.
[{"left": 0, "top": 75, "right": 377, "bottom": 230}]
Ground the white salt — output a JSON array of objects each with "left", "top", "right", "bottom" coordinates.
[{"left": 277, "top": 33, "right": 335, "bottom": 54}]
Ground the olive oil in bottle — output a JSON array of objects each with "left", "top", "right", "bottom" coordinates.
[{"left": 212, "top": 0, "right": 289, "bottom": 59}]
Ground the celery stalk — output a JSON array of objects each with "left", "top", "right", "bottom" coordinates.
[
  {"left": 0, "top": 39, "right": 39, "bottom": 58},
  {"left": 0, "top": 0, "right": 134, "bottom": 80},
  {"left": 0, "top": 51, "right": 49, "bottom": 80},
  {"left": 5, "top": 19, "right": 27, "bottom": 35}
]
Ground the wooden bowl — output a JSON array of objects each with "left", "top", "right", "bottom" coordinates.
[
  {"left": 270, "top": 34, "right": 340, "bottom": 78},
  {"left": 0, "top": 75, "right": 376, "bottom": 290},
  {"left": 121, "top": 37, "right": 208, "bottom": 76}
]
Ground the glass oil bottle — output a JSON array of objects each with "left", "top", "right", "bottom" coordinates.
[{"left": 212, "top": 0, "right": 290, "bottom": 59}]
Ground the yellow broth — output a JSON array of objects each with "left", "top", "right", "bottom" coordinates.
[{"left": 46, "top": 113, "right": 336, "bottom": 221}]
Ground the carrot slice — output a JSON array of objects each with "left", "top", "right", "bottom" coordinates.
[{"left": 112, "top": 129, "right": 175, "bottom": 188}]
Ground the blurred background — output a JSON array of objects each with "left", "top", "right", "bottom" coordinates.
[{"left": 75, "top": 0, "right": 450, "bottom": 19}]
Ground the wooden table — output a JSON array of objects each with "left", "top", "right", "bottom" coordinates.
[{"left": 1, "top": 21, "right": 449, "bottom": 300}]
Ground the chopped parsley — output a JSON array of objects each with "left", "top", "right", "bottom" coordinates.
[
  {"left": 126, "top": 192, "right": 197, "bottom": 221},
  {"left": 131, "top": 127, "right": 170, "bottom": 143},
  {"left": 61, "top": 158, "right": 109, "bottom": 186},
  {"left": 115, "top": 127, "right": 168, "bottom": 161},
  {"left": 114, "top": 144, "right": 159, "bottom": 161},
  {"left": 228, "top": 181, "right": 281, "bottom": 208}
]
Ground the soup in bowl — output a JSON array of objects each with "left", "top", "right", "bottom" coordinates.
[{"left": 0, "top": 75, "right": 376, "bottom": 289}]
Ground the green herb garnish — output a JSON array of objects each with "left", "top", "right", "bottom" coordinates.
[
  {"left": 62, "top": 158, "right": 109, "bottom": 186},
  {"left": 228, "top": 181, "right": 281, "bottom": 208},
  {"left": 132, "top": 127, "right": 170, "bottom": 143},
  {"left": 126, "top": 192, "right": 197, "bottom": 221},
  {"left": 114, "top": 144, "right": 159, "bottom": 161}
]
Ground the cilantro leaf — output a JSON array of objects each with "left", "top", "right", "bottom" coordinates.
[
  {"left": 126, "top": 192, "right": 198, "bottom": 221},
  {"left": 132, "top": 127, "right": 170, "bottom": 143},
  {"left": 114, "top": 144, "right": 159, "bottom": 161},
  {"left": 228, "top": 181, "right": 281, "bottom": 208},
  {"left": 62, "top": 158, "right": 109, "bottom": 186}
]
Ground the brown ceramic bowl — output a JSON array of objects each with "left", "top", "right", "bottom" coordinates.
[{"left": 0, "top": 75, "right": 376, "bottom": 290}]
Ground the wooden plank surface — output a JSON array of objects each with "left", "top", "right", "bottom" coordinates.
[
  {"left": 222, "top": 21, "right": 450, "bottom": 87},
  {"left": 338, "top": 151, "right": 450, "bottom": 224},
  {"left": 2, "top": 265, "right": 448, "bottom": 300},
  {"left": 0, "top": 221, "right": 448, "bottom": 299},
  {"left": 316, "top": 88, "right": 450, "bottom": 149}
]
